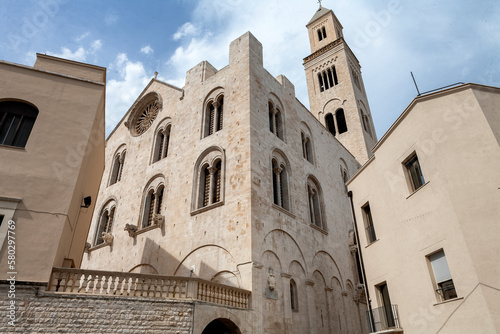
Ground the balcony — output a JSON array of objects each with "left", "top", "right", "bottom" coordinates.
[
  {"left": 47, "top": 267, "right": 251, "bottom": 309},
  {"left": 367, "top": 305, "right": 403, "bottom": 333}
]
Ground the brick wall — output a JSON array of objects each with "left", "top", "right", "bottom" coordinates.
[{"left": 0, "top": 283, "right": 194, "bottom": 333}]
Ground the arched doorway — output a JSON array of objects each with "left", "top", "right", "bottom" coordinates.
[{"left": 201, "top": 318, "right": 241, "bottom": 334}]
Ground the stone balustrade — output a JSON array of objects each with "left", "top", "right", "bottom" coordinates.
[{"left": 48, "top": 267, "right": 250, "bottom": 309}]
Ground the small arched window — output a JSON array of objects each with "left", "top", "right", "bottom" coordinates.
[
  {"left": 0, "top": 100, "right": 39, "bottom": 148},
  {"left": 204, "top": 95, "right": 224, "bottom": 137},
  {"left": 272, "top": 154, "right": 290, "bottom": 211},
  {"left": 336, "top": 109, "right": 348, "bottom": 134},
  {"left": 317, "top": 26, "right": 327, "bottom": 41},
  {"left": 362, "top": 111, "right": 372, "bottom": 138},
  {"left": 325, "top": 113, "right": 336, "bottom": 136},
  {"left": 153, "top": 124, "right": 171, "bottom": 163},
  {"left": 318, "top": 73, "right": 325, "bottom": 92},
  {"left": 301, "top": 132, "right": 313, "bottom": 164},
  {"left": 268, "top": 101, "right": 284, "bottom": 140},
  {"left": 317, "top": 66, "right": 338, "bottom": 93},
  {"left": 193, "top": 147, "right": 225, "bottom": 212},
  {"left": 307, "top": 177, "right": 325, "bottom": 230},
  {"left": 141, "top": 183, "right": 165, "bottom": 229},
  {"left": 290, "top": 279, "right": 298, "bottom": 311},
  {"left": 341, "top": 167, "right": 349, "bottom": 194},
  {"left": 109, "top": 149, "right": 126, "bottom": 185},
  {"left": 200, "top": 159, "right": 222, "bottom": 208},
  {"left": 93, "top": 202, "right": 115, "bottom": 246}
]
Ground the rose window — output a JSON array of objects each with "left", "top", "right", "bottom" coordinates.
[{"left": 135, "top": 100, "right": 160, "bottom": 135}]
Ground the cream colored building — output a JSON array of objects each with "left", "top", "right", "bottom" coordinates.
[
  {"left": 0, "top": 54, "right": 106, "bottom": 282},
  {"left": 347, "top": 83, "right": 500, "bottom": 334}
]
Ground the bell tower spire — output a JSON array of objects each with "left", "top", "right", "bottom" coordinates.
[{"left": 303, "top": 5, "right": 377, "bottom": 163}]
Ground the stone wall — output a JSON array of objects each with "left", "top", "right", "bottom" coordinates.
[{"left": 0, "top": 283, "right": 193, "bottom": 333}]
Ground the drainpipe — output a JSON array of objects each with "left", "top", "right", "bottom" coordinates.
[{"left": 348, "top": 190, "right": 375, "bottom": 332}]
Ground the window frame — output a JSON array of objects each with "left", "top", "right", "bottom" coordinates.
[
  {"left": 427, "top": 249, "right": 458, "bottom": 302},
  {"left": 109, "top": 146, "right": 126, "bottom": 186},
  {"left": 271, "top": 150, "right": 292, "bottom": 213},
  {"left": 139, "top": 177, "right": 166, "bottom": 230},
  {"left": 268, "top": 99, "right": 285, "bottom": 141},
  {"left": 301, "top": 131, "right": 314, "bottom": 164},
  {"left": 202, "top": 92, "right": 224, "bottom": 138},
  {"left": 151, "top": 122, "right": 171, "bottom": 164},
  {"left": 290, "top": 279, "right": 299, "bottom": 312},
  {"left": 306, "top": 176, "right": 326, "bottom": 231},
  {"left": 92, "top": 202, "right": 116, "bottom": 247},
  {"left": 0, "top": 197, "right": 21, "bottom": 252},
  {"left": 317, "top": 66, "right": 339, "bottom": 93},
  {"left": 362, "top": 202, "right": 377, "bottom": 244},
  {"left": 0, "top": 100, "right": 39, "bottom": 148},
  {"left": 191, "top": 147, "right": 226, "bottom": 214},
  {"left": 403, "top": 152, "right": 426, "bottom": 193}
]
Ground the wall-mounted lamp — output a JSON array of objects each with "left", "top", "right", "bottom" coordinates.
[{"left": 81, "top": 196, "right": 92, "bottom": 208}]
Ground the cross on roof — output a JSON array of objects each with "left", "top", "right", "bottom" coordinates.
[{"left": 318, "top": 0, "right": 322, "bottom": 7}]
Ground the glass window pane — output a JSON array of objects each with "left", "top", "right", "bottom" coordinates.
[{"left": 430, "top": 251, "right": 452, "bottom": 283}]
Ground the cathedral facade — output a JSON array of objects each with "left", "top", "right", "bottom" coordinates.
[
  {"left": 2, "top": 4, "right": 498, "bottom": 334},
  {"left": 81, "top": 6, "right": 372, "bottom": 334}
]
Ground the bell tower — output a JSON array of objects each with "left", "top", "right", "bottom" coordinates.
[{"left": 304, "top": 5, "right": 377, "bottom": 163}]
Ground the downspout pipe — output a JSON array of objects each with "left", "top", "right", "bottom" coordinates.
[{"left": 348, "top": 190, "right": 375, "bottom": 332}]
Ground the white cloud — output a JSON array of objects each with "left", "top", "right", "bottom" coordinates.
[
  {"left": 91, "top": 40, "right": 102, "bottom": 52},
  {"left": 140, "top": 45, "right": 154, "bottom": 55},
  {"left": 173, "top": 22, "right": 200, "bottom": 40},
  {"left": 105, "top": 12, "right": 118, "bottom": 26},
  {"left": 46, "top": 39, "right": 103, "bottom": 62},
  {"left": 106, "top": 53, "right": 152, "bottom": 135},
  {"left": 48, "top": 46, "right": 87, "bottom": 62},
  {"left": 76, "top": 32, "right": 90, "bottom": 42}
]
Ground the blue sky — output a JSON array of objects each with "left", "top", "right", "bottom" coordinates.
[{"left": 1, "top": 0, "right": 499, "bottom": 137}]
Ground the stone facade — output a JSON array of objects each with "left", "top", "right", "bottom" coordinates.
[
  {"left": 304, "top": 7, "right": 377, "bottom": 164},
  {"left": 81, "top": 7, "right": 370, "bottom": 334},
  {"left": 0, "top": 284, "right": 193, "bottom": 333}
]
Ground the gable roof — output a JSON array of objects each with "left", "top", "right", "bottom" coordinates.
[{"left": 307, "top": 6, "right": 332, "bottom": 26}]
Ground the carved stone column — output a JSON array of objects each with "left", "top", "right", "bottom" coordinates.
[
  {"left": 305, "top": 279, "right": 317, "bottom": 334},
  {"left": 117, "top": 153, "right": 125, "bottom": 181},
  {"left": 308, "top": 186, "right": 316, "bottom": 224},
  {"left": 208, "top": 166, "right": 217, "bottom": 205},
  {"left": 213, "top": 101, "right": 221, "bottom": 132},
  {"left": 281, "top": 273, "right": 292, "bottom": 333},
  {"left": 273, "top": 166, "right": 283, "bottom": 206},
  {"left": 253, "top": 262, "right": 264, "bottom": 334},
  {"left": 325, "top": 287, "right": 336, "bottom": 334}
]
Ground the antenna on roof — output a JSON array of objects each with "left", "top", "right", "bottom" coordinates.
[{"left": 411, "top": 72, "right": 421, "bottom": 96}]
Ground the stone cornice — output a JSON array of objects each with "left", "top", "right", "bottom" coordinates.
[{"left": 303, "top": 38, "right": 344, "bottom": 63}]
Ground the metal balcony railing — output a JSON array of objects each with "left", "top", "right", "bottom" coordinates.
[
  {"left": 367, "top": 304, "right": 401, "bottom": 333},
  {"left": 47, "top": 267, "right": 251, "bottom": 309}
]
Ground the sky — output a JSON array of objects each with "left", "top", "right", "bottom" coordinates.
[{"left": 1, "top": 0, "right": 499, "bottom": 137}]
